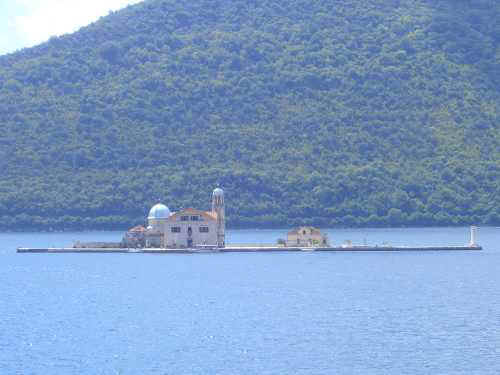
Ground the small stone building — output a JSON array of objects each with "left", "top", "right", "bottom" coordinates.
[
  {"left": 122, "top": 225, "right": 147, "bottom": 248},
  {"left": 286, "top": 226, "right": 329, "bottom": 247}
]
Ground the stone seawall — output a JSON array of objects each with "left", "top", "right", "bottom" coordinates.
[{"left": 17, "top": 245, "right": 482, "bottom": 254}]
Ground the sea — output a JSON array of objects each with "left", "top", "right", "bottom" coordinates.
[{"left": 1, "top": 227, "right": 499, "bottom": 374}]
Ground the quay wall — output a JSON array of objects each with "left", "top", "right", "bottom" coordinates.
[{"left": 17, "top": 245, "right": 482, "bottom": 254}]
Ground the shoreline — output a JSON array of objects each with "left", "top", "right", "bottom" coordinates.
[{"left": 17, "top": 245, "right": 482, "bottom": 254}]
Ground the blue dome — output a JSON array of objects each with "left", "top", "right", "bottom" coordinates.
[
  {"left": 148, "top": 203, "right": 170, "bottom": 219},
  {"left": 213, "top": 187, "right": 224, "bottom": 196}
]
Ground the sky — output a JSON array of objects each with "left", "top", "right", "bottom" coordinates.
[{"left": 0, "top": 0, "right": 143, "bottom": 56}]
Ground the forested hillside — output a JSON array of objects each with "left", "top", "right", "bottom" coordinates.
[{"left": 0, "top": 0, "right": 499, "bottom": 230}]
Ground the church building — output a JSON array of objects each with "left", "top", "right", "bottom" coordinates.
[{"left": 126, "top": 187, "right": 225, "bottom": 249}]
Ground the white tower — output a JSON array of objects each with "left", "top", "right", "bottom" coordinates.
[
  {"left": 469, "top": 226, "right": 478, "bottom": 247},
  {"left": 212, "top": 187, "right": 225, "bottom": 247}
]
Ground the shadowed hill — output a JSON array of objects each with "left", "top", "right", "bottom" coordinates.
[{"left": 0, "top": 0, "right": 499, "bottom": 230}]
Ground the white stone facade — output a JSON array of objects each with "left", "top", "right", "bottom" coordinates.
[
  {"left": 141, "top": 188, "right": 225, "bottom": 249},
  {"left": 164, "top": 209, "right": 218, "bottom": 248}
]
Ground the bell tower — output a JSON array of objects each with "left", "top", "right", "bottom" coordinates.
[{"left": 212, "top": 187, "right": 225, "bottom": 247}]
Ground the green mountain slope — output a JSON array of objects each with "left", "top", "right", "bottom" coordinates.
[{"left": 0, "top": 0, "right": 499, "bottom": 230}]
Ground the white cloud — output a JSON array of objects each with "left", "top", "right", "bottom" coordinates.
[{"left": 12, "top": 0, "right": 143, "bottom": 48}]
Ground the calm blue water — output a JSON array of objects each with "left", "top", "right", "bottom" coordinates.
[{"left": 1, "top": 227, "right": 499, "bottom": 374}]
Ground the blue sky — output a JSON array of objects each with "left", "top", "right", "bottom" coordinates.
[{"left": 0, "top": 0, "right": 142, "bottom": 56}]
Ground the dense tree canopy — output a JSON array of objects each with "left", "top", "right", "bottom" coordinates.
[{"left": 0, "top": 0, "right": 499, "bottom": 230}]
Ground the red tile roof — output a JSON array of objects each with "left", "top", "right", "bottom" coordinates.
[{"left": 129, "top": 225, "right": 147, "bottom": 232}]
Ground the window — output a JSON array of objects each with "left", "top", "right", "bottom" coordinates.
[
  {"left": 199, "top": 227, "right": 209, "bottom": 233},
  {"left": 171, "top": 227, "right": 181, "bottom": 233},
  {"left": 180, "top": 216, "right": 189, "bottom": 221},
  {"left": 191, "top": 216, "right": 199, "bottom": 221}
]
